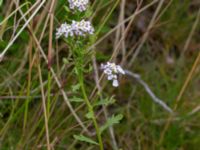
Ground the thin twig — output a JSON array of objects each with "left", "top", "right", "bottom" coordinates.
[{"left": 125, "top": 70, "right": 174, "bottom": 114}]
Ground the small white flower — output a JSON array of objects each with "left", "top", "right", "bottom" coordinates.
[
  {"left": 68, "top": 0, "right": 89, "bottom": 12},
  {"left": 112, "top": 79, "right": 119, "bottom": 87},
  {"left": 101, "top": 62, "right": 125, "bottom": 87},
  {"left": 107, "top": 75, "right": 113, "bottom": 80}
]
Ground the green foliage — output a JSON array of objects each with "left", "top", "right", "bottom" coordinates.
[
  {"left": 100, "top": 114, "right": 123, "bottom": 133},
  {"left": 94, "top": 97, "right": 116, "bottom": 107},
  {"left": 73, "top": 134, "right": 99, "bottom": 145},
  {"left": 85, "top": 111, "right": 94, "bottom": 119},
  {"left": 71, "top": 84, "right": 81, "bottom": 93}
]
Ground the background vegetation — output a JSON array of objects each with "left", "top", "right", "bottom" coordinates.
[{"left": 0, "top": 0, "right": 200, "bottom": 149}]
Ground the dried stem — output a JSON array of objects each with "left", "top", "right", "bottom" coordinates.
[{"left": 125, "top": 70, "right": 174, "bottom": 114}]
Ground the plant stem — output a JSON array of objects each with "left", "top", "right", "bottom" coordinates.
[
  {"left": 77, "top": 66, "right": 104, "bottom": 150},
  {"left": 38, "top": 63, "right": 51, "bottom": 150},
  {"left": 47, "top": 72, "right": 51, "bottom": 117}
]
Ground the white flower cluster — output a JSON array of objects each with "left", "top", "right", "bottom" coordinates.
[
  {"left": 68, "top": 0, "right": 89, "bottom": 12},
  {"left": 101, "top": 62, "right": 125, "bottom": 87},
  {"left": 56, "top": 20, "right": 94, "bottom": 39},
  {"left": 71, "top": 20, "right": 94, "bottom": 35}
]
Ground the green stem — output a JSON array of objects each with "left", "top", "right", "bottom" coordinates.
[{"left": 77, "top": 67, "right": 104, "bottom": 150}]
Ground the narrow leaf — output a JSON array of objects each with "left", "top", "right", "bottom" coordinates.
[
  {"left": 69, "top": 97, "right": 83, "bottom": 103},
  {"left": 73, "top": 134, "right": 99, "bottom": 145}
]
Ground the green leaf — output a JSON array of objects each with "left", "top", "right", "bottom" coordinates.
[
  {"left": 85, "top": 111, "right": 94, "bottom": 119},
  {"left": 69, "top": 97, "right": 83, "bottom": 103},
  {"left": 94, "top": 97, "right": 116, "bottom": 107},
  {"left": 64, "top": 5, "right": 70, "bottom": 13},
  {"left": 73, "top": 134, "right": 99, "bottom": 145},
  {"left": 100, "top": 114, "right": 123, "bottom": 133}
]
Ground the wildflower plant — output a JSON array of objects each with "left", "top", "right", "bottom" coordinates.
[
  {"left": 56, "top": 1, "right": 105, "bottom": 149},
  {"left": 56, "top": 1, "right": 123, "bottom": 149}
]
